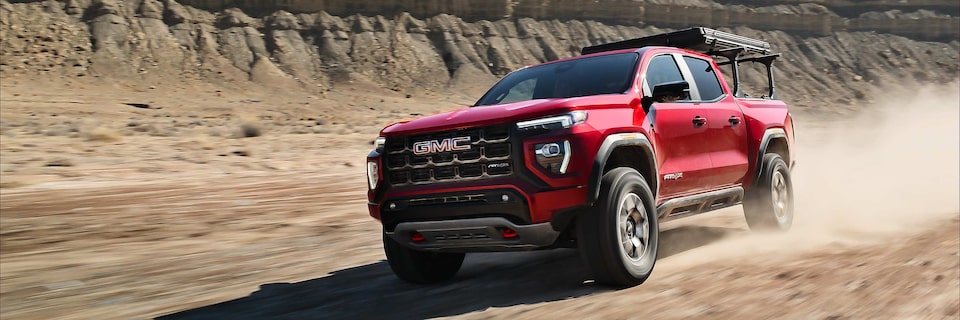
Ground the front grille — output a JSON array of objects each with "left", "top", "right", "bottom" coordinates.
[{"left": 384, "top": 125, "right": 513, "bottom": 186}]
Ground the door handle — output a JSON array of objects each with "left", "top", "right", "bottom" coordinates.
[
  {"left": 692, "top": 116, "right": 706, "bottom": 128},
  {"left": 728, "top": 116, "right": 741, "bottom": 126}
]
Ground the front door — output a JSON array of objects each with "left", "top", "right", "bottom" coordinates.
[{"left": 642, "top": 53, "right": 715, "bottom": 198}]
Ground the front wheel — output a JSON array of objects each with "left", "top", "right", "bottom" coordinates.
[
  {"left": 743, "top": 153, "right": 794, "bottom": 231},
  {"left": 577, "top": 167, "right": 659, "bottom": 287},
  {"left": 382, "top": 231, "right": 464, "bottom": 284}
]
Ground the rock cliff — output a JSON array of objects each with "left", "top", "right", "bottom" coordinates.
[
  {"left": 177, "top": 0, "right": 960, "bottom": 41},
  {"left": 1, "top": 0, "right": 958, "bottom": 109}
]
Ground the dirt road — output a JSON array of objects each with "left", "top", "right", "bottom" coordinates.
[{"left": 1, "top": 81, "right": 958, "bottom": 319}]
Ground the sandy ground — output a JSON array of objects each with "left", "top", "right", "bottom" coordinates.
[{"left": 0, "top": 78, "right": 958, "bottom": 319}]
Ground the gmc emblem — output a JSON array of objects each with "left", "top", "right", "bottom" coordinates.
[{"left": 413, "top": 136, "right": 471, "bottom": 155}]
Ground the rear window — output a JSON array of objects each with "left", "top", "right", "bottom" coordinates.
[
  {"left": 683, "top": 56, "right": 724, "bottom": 101},
  {"left": 475, "top": 53, "right": 639, "bottom": 106}
]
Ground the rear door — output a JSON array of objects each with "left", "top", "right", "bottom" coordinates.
[
  {"left": 642, "top": 53, "right": 715, "bottom": 197},
  {"left": 678, "top": 55, "right": 749, "bottom": 187}
]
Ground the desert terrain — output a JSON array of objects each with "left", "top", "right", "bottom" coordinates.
[{"left": 1, "top": 0, "right": 959, "bottom": 319}]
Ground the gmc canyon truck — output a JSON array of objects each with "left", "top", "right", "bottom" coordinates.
[{"left": 365, "top": 27, "right": 795, "bottom": 287}]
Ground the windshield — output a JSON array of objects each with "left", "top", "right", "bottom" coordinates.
[{"left": 474, "top": 52, "right": 639, "bottom": 106}]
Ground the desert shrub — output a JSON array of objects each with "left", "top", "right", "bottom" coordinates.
[
  {"left": 44, "top": 126, "right": 70, "bottom": 136},
  {"left": 45, "top": 158, "right": 75, "bottom": 167},
  {"left": 86, "top": 127, "right": 122, "bottom": 142},
  {"left": 239, "top": 123, "right": 262, "bottom": 138},
  {"left": 290, "top": 126, "right": 311, "bottom": 134},
  {"left": 0, "top": 181, "right": 27, "bottom": 188}
]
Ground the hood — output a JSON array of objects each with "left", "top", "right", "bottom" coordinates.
[{"left": 381, "top": 95, "right": 632, "bottom": 136}]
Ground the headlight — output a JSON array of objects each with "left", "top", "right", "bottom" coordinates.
[
  {"left": 367, "top": 161, "right": 379, "bottom": 189},
  {"left": 516, "top": 111, "right": 587, "bottom": 131},
  {"left": 534, "top": 140, "right": 572, "bottom": 174}
]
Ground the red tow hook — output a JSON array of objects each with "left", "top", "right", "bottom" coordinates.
[{"left": 411, "top": 232, "right": 425, "bottom": 243}]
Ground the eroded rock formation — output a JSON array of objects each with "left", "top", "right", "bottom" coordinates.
[{"left": 1, "top": 0, "right": 958, "bottom": 107}]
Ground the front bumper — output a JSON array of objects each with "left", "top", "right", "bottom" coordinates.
[
  {"left": 386, "top": 217, "right": 560, "bottom": 252},
  {"left": 371, "top": 183, "right": 587, "bottom": 230}
]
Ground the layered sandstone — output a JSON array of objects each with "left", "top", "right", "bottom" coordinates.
[
  {"left": 179, "top": 0, "right": 960, "bottom": 40},
  {"left": 1, "top": 0, "right": 958, "bottom": 109}
]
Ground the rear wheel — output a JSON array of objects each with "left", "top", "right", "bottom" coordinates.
[
  {"left": 382, "top": 232, "right": 464, "bottom": 284},
  {"left": 577, "top": 167, "right": 659, "bottom": 287},
  {"left": 743, "top": 153, "right": 794, "bottom": 231}
]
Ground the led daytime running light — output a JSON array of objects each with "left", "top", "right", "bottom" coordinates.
[{"left": 516, "top": 111, "right": 587, "bottom": 130}]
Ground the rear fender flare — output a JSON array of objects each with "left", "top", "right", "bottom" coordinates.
[{"left": 752, "top": 128, "right": 787, "bottom": 187}]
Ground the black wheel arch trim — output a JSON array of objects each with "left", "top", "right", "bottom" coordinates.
[
  {"left": 753, "top": 128, "right": 788, "bottom": 188},
  {"left": 587, "top": 133, "right": 658, "bottom": 207}
]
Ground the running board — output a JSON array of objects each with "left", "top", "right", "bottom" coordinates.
[{"left": 657, "top": 187, "right": 743, "bottom": 222}]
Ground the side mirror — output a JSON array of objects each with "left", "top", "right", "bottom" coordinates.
[
  {"left": 640, "top": 80, "right": 689, "bottom": 113},
  {"left": 652, "top": 80, "right": 690, "bottom": 102}
]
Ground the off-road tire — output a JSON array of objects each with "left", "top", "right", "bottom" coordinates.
[
  {"left": 382, "top": 231, "right": 465, "bottom": 284},
  {"left": 577, "top": 167, "right": 659, "bottom": 287},
  {"left": 743, "top": 153, "right": 794, "bottom": 231}
]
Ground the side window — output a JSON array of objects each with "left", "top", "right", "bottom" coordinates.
[
  {"left": 644, "top": 54, "right": 684, "bottom": 92},
  {"left": 683, "top": 56, "right": 724, "bottom": 101}
]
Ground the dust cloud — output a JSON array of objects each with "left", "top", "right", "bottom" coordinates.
[
  {"left": 792, "top": 82, "right": 960, "bottom": 239},
  {"left": 661, "top": 82, "right": 960, "bottom": 267}
]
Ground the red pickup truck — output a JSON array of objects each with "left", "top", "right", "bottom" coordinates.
[{"left": 365, "top": 27, "right": 796, "bottom": 286}]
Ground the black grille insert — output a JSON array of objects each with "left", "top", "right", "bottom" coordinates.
[{"left": 383, "top": 125, "right": 514, "bottom": 186}]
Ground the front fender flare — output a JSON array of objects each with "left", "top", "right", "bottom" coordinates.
[{"left": 587, "top": 133, "right": 657, "bottom": 206}]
